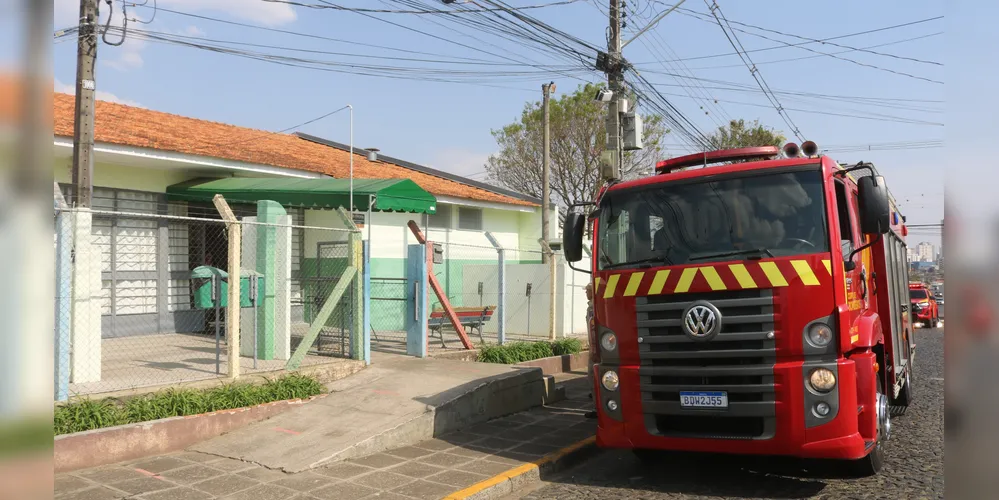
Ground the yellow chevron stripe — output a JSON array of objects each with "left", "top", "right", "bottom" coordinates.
[
  {"left": 623, "top": 272, "right": 645, "bottom": 297},
  {"left": 648, "top": 270, "right": 670, "bottom": 295},
  {"left": 822, "top": 260, "right": 832, "bottom": 275},
  {"left": 729, "top": 264, "right": 758, "bottom": 289},
  {"left": 700, "top": 267, "right": 726, "bottom": 291},
  {"left": 603, "top": 274, "right": 620, "bottom": 299},
  {"left": 593, "top": 277, "right": 601, "bottom": 294},
  {"left": 759, "top": 262, "right": 788, "bottom": 287},
  {"left": 674, "top": 268, "right": 698, "bottom": 293},
  {"left": 791, "top": 260, "right": 820, "bottom": 286}
]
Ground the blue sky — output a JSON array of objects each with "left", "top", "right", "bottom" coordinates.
[{"left": 47, "top": 0, "right": 949, "bottom": 248}]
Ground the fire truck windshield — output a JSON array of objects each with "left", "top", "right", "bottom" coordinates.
[{"left": 596, "top": 169, "right": 829, "bottom": 269}]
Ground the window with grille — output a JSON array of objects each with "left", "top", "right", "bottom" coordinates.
[
  {"left": 428, "top": 204, "right": 452, "bottom": 229},
  {"left": 457, "top": 206, "right": 483, "bottom": 231}
]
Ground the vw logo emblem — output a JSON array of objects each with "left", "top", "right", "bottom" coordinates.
[{"left": 682, "top": 301, "right": 722, "bottom": 341}]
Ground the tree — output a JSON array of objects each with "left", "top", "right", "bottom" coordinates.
[
  {"left": 707, "top": 119, "right": 786, "bottom": 149},
  {"left": 484, "top": 83, "right": 669, "bottom": 222}
]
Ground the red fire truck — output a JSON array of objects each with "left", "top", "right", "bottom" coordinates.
[{"left": 563, "top": 143, "right": 916, "bottom": 475}]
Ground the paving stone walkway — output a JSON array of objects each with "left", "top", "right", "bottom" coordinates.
[{"left": 55, "top": 375, "right": 594, "bottom": 500}]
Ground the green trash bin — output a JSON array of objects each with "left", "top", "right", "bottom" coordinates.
[{"left": 191, "top": 266, "right": 229, "bottom": 309}]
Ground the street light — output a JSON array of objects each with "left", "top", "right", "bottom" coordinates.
[
  {"left": 348, "top": 104, "right": 354, "bottom": 216},
  {"left": 320, "top": 104, "right": 355, "bottom": 214}
]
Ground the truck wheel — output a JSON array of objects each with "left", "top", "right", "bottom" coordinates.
[{"left": 852, "top": 375, "right": 890, "bottom": 477}]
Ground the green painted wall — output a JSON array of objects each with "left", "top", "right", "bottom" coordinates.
[{"left": 365, "top": 256, "right": 542, "bottom": 333}]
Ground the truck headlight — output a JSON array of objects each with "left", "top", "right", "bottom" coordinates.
[
  {"left": 808, "top": 368, "right": 837, "bottom": 393},
  {"left": 600, "top": 332, "right": 618, "bottom": 352},
  {"left": 806, "top": 323, "right": 834, "bottom": 347},
  {"left": 601, "top": 370, "right": 620, "bottom": 391}
]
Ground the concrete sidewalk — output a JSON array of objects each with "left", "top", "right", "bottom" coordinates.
[
  {"left": 54, "top": 375, "right": 596, "bottom": 500},
  {"left": 188, "top": 351, "right": 556, "bottom": 472}
]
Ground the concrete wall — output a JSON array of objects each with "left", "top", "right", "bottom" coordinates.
[{"left": 560, "top": 244, "right": 592, "bottom": 337}]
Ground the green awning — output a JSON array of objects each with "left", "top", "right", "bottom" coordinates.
[{"left": 166, "top": 177, "right": 437, "bottom": 214}]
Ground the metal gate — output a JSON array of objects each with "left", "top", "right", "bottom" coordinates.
[{"left": 301, "top": 240, "right": 352, "bottom": 357}]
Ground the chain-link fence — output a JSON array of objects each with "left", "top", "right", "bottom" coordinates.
[
  {"left": 54, "top": 198, "right": 361, "bottom": 400},
  {"left": 427, "top": 241, "right": 501, "bottom": 348}
]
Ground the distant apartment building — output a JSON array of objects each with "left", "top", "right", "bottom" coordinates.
[{"left": 917, "top": 241, "right": 935, "bottom": 262}]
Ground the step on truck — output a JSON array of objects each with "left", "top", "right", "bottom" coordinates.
[{"left": 562, "top": 142, "right": 916, "bottom": 476}]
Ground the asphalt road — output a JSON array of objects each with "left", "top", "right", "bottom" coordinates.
[{"left": 513, "top": 328, "right": 945, "bottom": 500}]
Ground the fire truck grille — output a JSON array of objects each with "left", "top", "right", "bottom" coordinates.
[{"left": 636, "top": 289, "right": 777, "bottom": 440}]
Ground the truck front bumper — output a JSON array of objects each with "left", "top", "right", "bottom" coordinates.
[{"left": 594, "top": 357, "right": 872, "bottom": 461}]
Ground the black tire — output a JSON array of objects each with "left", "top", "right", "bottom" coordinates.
[{"left": 851, "top": 375, "right": 889, "bottom": 477}]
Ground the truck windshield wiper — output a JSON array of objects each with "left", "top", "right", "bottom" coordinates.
[
  {"left": 689, "top": 248, "right": 775, "bottom": 262},
  {"left": 602, "top": 256, "right": 673, "bottom": 270}
]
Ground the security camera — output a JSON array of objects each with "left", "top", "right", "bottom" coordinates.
[{"left": 594, "top": 88, "right": 614, "bottom": 102}]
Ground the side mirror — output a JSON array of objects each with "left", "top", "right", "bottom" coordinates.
[
  {"left": 563, "top": 211, "right": 586, "bottom": 262},
  {"left": 858, "top": 175, "right": 890, "bottom": 235}
]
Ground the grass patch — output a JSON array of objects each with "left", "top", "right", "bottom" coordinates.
[
  {"left": 477, "top": 338, "right": 584, "bottom": 364},
  {"left": 54, "top": 374, "right": 325, "bottom": 436}
]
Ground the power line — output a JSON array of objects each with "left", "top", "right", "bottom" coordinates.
[
  {"left": 682, "top": 32, "right": 942, "bottom": 71},
  {"left": 702, "top": 0, "right": 804, "bottom": 141},
  {"left": 262, "top": 0, "right": 582, "bottom": 14},
  {"left": 677, "top": 6, "right": 942, "bottom": 66},
  {"left": 645, "top": 89, "right": 943, "bottom": 126},
  {"left": 639, "top": 15, "right": 943, "bottom": 63},
  {"left": 680, "top": 7, "right": 943, "bottom": 84},
  {"left": 626, "top": 2, "right": 734, "bottom": 129},
  {"left": 637, "top": 72, "right": 942, "bottom": 105},
  {"left": 109, "top": 26, "right": 585, "bottom": 90},
  {"left": 126, "top": 3, "right": 521, "bottom": 64}
]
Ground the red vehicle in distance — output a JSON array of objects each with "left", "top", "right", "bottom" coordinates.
[{"left": 909, "top": 283, "right": 940, "bottom": 328}]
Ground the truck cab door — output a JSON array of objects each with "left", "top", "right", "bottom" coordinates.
[{"left": 833, "top": 180, "right": 863, "bottom": 324}]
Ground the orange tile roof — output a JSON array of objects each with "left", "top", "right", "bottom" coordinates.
[{"left": 52, "top": 93, "right": 536, "bottom": 207}]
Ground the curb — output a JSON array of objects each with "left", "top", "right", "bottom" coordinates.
[
  {"left": 54, "top": 394, "right": 327, "bottom": 473},
  {"left": 442, "top": 435, "right": 599, "bottom": 500}
]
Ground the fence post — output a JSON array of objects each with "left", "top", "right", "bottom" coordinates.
[
  {"left": 485, "top": 232, "right": 505, "bottom": 345},
  {"left": 406, "top": 244, "right": 429, "bottom": 357},
  {"left": 213, "top": 195, "right": 241, "bottom": 379},
  {"left": 70, "top": 208, "right": 101, "bottom": 384},
  {"left": 363, "top": 240, "right": 371, "bottom": 365},
  {"left": 54, "top": 197, "right": 72, "bottom": 401},
  {"left": 539, "top": 239, "right": 557, "bottom": 341}
]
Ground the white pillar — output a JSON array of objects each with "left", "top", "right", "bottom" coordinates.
[
  {"left": 71, "top": 210, "right": 102, "bottom": 383},
  {"left": 274, "top": 215, "right": 292, "bottom": 360}
]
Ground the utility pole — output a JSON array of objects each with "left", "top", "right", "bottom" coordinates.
[
  {"left": 541, "top": 81, "right": 555, "bottom": 263},
  {"left": 72, "top": 0, "right": 99, "bottom": 208},
  {"left": 602, "top": 0, "right": 624, "bottom": 182}
]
